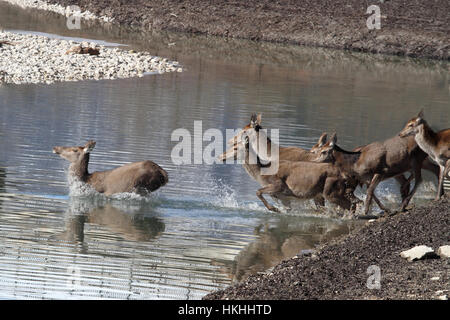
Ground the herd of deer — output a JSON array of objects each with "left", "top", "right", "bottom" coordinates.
[{"left": 53, "top": 110, "right": 449, "bottom": 217}]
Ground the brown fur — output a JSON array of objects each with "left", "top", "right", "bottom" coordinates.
[
  {"left": 225, "top": 115, "right": 334, "bottom": 208},
  {"left": 220, "top": 121, "right": 354, "bottom": 213},
  {"left": 330, "top": 134, "right": 431, "bottom": 214},
  {"left": 399, "top": 110, "right": 450, "bottom": 200},
  {"left": 53, "top": 140, "right": 168, "bottom": 195}
]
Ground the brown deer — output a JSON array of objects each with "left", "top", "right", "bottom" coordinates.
[
  {"left": 311, "top": 132, "right": 442, "bottom": 210},
  {"left": 399, "top": 110, "right": 450, "bottom": 200},
  {"left": 53, "top": 140, "right": 168, "bottom": 196},
  {"left": 316, "top": 131, "right": 439, "bottom": 214},
  {"left": 219, "top": 122, "right": 355, "bottom": 213},
  {"left": 226, "top": 115, "right": 333, "bottom": 208},
  {"left": 229, "top": 114, "right": 329, "bottom": 162}
]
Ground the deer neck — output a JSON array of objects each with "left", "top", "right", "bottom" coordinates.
[
  {"left": 242, "top": 144, "right": 274, "bottom": 185},
  {"left": 333, "top": 145, "right": 361, "bottom": 174},
  {"left": 415, "top": 123, "right": 438, "bottom": 158},
  {"left": 69, "top": 154, "right": 90, "bottom": 182}
]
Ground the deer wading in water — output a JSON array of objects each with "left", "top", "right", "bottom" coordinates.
[
  {"left": 310, "top": 127, "right": 442, "bottom": 215},
  {"left": 53, "top": 140, "right": 168, "bottom": 195},
  {"left": 399, "top": 110, "right": 450, "bottom": 200},
  {"left": 225, "top": 114, "right": 341, "bottom": 209},
  {"left": 219, "top": 117, "right": 356, "bottom": 213}
]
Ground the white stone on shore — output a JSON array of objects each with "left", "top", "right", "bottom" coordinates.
[
  {"left": 0, "top": 31, "right": 182, "bottom": 85},
  {"left": 1, "top": 0, "right": 114, "bottom": 23},
  {"left": 399, "top": 245, "right": 437, "bottom": 262},
  {"left": 437, "top": 245, "right": 450, "bottom": 259}
]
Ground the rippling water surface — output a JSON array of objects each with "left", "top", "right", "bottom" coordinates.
[{"left": 0, "top": 3, "right": 449, "bottom": 299}]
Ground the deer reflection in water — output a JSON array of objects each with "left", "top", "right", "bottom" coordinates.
[
  {"left": 54, "top": 198, "right": 165, "bottom": 251},
  {"left": 211, "top": 217, "right": 360, "bottom": 282}
]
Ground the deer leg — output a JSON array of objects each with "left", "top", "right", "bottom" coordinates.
[
  {"left": 436, "top": 165, "right": 445, "bottom": 200},
  {"left": 422, "top": 157, "right": 444, "bottom": 197},
  {"left": 444, "top": 160, "right": 450, "bottom": 198},
  {"left": 272, "top": 195, "right": 292, "bottom": 211},
  {"left": 364, "top": 174, "right": 384, "bottom": 215},
  {"left": 394, "top": 174, "right": 411, "bottom": 202},
  {"left": 371, "top": 194, "right": 391, "bottom": 213},
  {"left": 256, "top": 184, "right": 283, "bottom": 213},
  {"left": 445, "top": 160, "right": 450, "bottom": 178},
  {"left": 401, "top": 165, "right": 422, "bottom": 210},
  {"left": 323, "top": 178, "right": 352, "bottom": 211},
  {"left": 313, "top": 195, "right": 325, "bottom": 208}
]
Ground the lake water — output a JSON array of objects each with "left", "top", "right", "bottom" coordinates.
[{"left": 0, "top": 3, "right": 449, "bottom": 299}]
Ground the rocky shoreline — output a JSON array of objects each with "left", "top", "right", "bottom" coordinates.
[
  {"left": 204, "top": 198, "right": 449, "bottom": 300},
  {"left": 29, "top": 0, "right": 450, "bottom": 61},
  {"left": 1, "top": 0, "right": 113, "bottom": 22},
  {"left": 0, "top": 30, "right": 182, "bottom": 85}
]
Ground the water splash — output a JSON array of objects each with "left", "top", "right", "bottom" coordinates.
[
  {"left": 67, "top": 174, "right": 98, "bottom": 197},
  {"left": 66, "top": 173, "right": 163, "bottom": 207}
]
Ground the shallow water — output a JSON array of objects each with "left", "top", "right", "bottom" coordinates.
[{"left": 0, "top": 3, "right": 449, "bottom": 299}]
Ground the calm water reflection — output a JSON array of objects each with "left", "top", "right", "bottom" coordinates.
[{"left": 0, "top": 2, "right": 449, "bottom": 299}]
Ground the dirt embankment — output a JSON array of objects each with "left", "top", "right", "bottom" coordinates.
[
  {"left": 44, "top": 0, "right": 450, "bottom": 60},
  {"left": 204, "top": 198, "right": 449, "bottom": 300}
]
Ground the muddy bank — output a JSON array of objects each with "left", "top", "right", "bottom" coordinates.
[
  {"left": 204, "top": 198, "right": 449, "bottom": 300},
  {"left": 40, "top": 0, "right": 450, "bottom": 60}
]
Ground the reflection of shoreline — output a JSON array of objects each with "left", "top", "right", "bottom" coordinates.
[
  {"left": 0, "top": 167, "right": 5, "bottom": 208},
  {"left": 212, "top": 217, "right": 359, "bottom": 282},
  {"left": 56, "top": 198, "right": 165, "bottom": 250}
]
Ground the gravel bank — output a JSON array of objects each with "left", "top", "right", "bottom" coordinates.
[
  {"left": 0, "top": 31, "right": 182, "bottom": 85},
  {"left": 204, "top": 198, "right": 449, "bottom": 300},
  {"left": 1, "top": 0, "right": 113, "bottom": 22},
  {"left": 36, "top": 0, "right": 450, "bottom": 61}
]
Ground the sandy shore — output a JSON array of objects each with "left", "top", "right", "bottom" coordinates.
[
  {"left": 0, "top": 30, "right": 182, "bottom": 85},
  {"left": 34, "top": 0, "right": 450, "bottom": 60},
  {"left": 205, "top": 198, "right": 449, "bottom": 300}
]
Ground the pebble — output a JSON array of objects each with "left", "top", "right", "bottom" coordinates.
[
  {"left": 430, "top": 277, "right": 440, "bottom": 281},
  {"left": 0, "top": 31, "right": 182, "bottom": 85},
  {"left": 437, "top": 245, "right": 450, "bottom": 259}
]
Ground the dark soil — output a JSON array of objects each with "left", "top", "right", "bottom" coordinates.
[
  {"left": 204, "top": 198, "right": 449, "bottom": 300},
  {"left": 46, "top": 0, "right": 449, "bottom": 60}
]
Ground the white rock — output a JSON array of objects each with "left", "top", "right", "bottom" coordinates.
[
  {"left": 430, "top": 277, "right": 440, "bottom": 281},
  {"left": 400, "top": 245, "right": 437, "bottom": 262},
  {"left": 437, "top": 245, "right": 450, "bottom": 259}
]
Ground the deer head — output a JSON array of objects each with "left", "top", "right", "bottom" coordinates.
[
  {"left": 310, "top": 133, "right": 336, "bottom": 162},
  {"left": 53, "top": 140, "right": 96, "bottom": 163},
  {"left": 309, "top": 132, "right": 328, "bottom": 154},
  {"left": 399, "top": 110, "right": 425, "bottom": 138}
]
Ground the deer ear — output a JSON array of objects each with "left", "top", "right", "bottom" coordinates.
[
  {"left": 250, "top": 113, "right": 257, "bottom": 127},
  {"left": 417, "top": 109, "right": 424, "bottom": 119},
  {"left": 256, "top": 114, "right": 262, "bottom": 126},
  {"left": 317, "top": 132, "right": 328, "bottom": 147},
  {"left": 329, "top": 133, "right": 337, "bottom": 147},
  {"left": 83, "top": 140, "right": 96, "bottom": 153},
  {"left": 250, "top": 113, "right": 262, "bottom": 128}
]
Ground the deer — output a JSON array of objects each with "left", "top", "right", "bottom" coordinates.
[
  {"left": 53, "top": 140, "right": 168, "bottom": 196},
  {"left": 229, "top": 114, "right": 329, "bottom": 162},
  {"left": 226, "top": 115, "right": 335, "bottom": 208},
  {"left": 312, "top": 129, "right": 441, "bottom": 215},
  {"left": 399, "top": 110, "right": 450, "bottom": 200},
  {"left": 219, "top": 118, "right": 356, "bottom": 213},
  {"left": 311, "top": 132, "right": 442, "bottom": 209}
]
